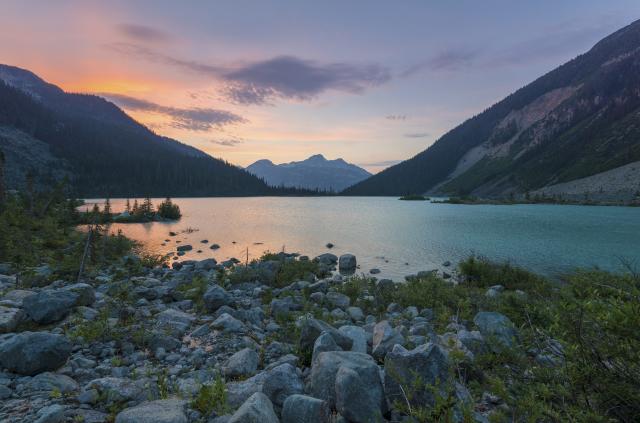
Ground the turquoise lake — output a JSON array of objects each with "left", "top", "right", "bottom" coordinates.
[{"left": 85, "top": 197, "right": 640, "bottom": 280}]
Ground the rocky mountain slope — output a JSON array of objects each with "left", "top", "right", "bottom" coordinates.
[
  {"left": 343, "top": 19, "right": 640, "bottom": 200},
  {"left": 247, "top": 154, "right": 371, "bottom": 192},
  {"left": 0, "top": 65, "right": 277, "bottom": 197}
]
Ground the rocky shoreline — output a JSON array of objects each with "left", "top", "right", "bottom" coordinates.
[{"left": 0, "top": 249, "right": 598, "bottom": 422}]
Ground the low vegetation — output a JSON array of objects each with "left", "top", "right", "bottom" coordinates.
[{"left": 399, "top": 194, "right": 429, "bottom": 201}]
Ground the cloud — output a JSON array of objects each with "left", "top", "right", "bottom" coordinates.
[
  {"left": 108, "top": 43, "right": 391, "bottom": 105},
  {"left": 359, "top": 159, "right": 402, "bottom": 167},
  {"left": 115, "top": 24, "right": 173, "bottom": 44},
  {"left": 404, "top": 132, "right": 430, "bottom": 138},
  {"left": 402, "top": 48, "right": 478, "bottom": 76},
  {"left": 100, "top": 93, "right": 245, "bottom": 131},
  {"left": 210, "top": 135, "right": 244, "bottom": 147},
  {"left": 222, "top": 56, "right": 391, "bottom": 105},
  {"left": 385, "top": 114, "right": 407, "bottom": 121}
]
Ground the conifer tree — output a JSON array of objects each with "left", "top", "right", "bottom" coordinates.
[
  {"left": 103, "top": 198, "right": 111, "bottom": 217},
  {"left": 125, "top": 198, "right": 131, "bottom": 213},
  {"left": 0, "top": 150, "right": 5, "bottom": 210},
  {"left": 132, "top": 199, "right": 140, "bottom": 215}
]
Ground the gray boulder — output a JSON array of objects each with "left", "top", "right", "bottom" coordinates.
[
  {"left": 61, "top": 283, "right": 96, "bottom": 306},
  {"left": 229, "top": 392, "right": 279, "bottom": 423},
  {"left": 203, "top": 284, "right": 232, "bottom": 312},
  {"left": 261, "top": 363, "right": 304, "bottom": 407},
  {"left": 195, "top": 258, "right": 218, "bottom": 271},
  {"left": 34, "top": 404, "right": 65, "bottom": 423},
  {"left": 309, "top": 351, "right": 385, "bottom": 423},
  {"left": 155, "top": 308, "right": 195, "bottom": 337},
  {"left": 23, "top": 290, "right": 77, "bottom": 324},
  {"left": 473, "top": 312, "right": 519, "bottom": 349},
  {"left": 84, "top": 377, "right": 144, "bottom": 405},
  {"left": 372, "top": 320, "right": 405, "bottom": 360},
  {"left": 24, "top": 372, "right": 79, "bottom": 394},
  {"left": 325, "top": 292, "right": 350, "bottom": 309},
  {"left": 0, "top": 305, "right": 24, "bottom": 333},
  {"left": 282, "top": 394, "right": 331, "bottom": 423},
  {"left": 0, "top": 332, "right": 72, "bottom": 375},
  {"left": 338, "top": 325, "right": 367, "bottom": 353},
  {"left": 384, "top": 343, "right": 450, "bottom": 409},
  {"left": 315, "top": 253, "right": 338, "bottom": 266},
  {"left": 299, "top": 318, "right": 353, "bottom": 353},
  {"left": 115, "top": 399, "right": 188, "bottom": 423},
  {"left": 338, "top": 254, "right": 357, "bottom": 271},
  {"left": 212, "top": 313, "right": 246, "bottom": 333},
  {"left": 224, "top": 348, "right": 259, "bottom": 379},
  {"left": 312, "top": 332, "right": 342, "bottom": 364}
]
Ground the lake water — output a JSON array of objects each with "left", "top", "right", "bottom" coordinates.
[{"left": 84, "top": 197, "right": 640, "bottom": 280}]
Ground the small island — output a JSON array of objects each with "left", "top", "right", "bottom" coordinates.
[
  {"left": 78, "top": 197, "right": 182, "bottom": 224},
  {"left": 398, "top": 194, "right": 429, "bottom": 201}
]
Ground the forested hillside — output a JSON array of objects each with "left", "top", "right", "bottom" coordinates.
[
  {"left": 343, "top": 19, "right": 640, "bottom": 198},
  {"left": 0, "top": 66, "right": 295, "bottom": 197}
]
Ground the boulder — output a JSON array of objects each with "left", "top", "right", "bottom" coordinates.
[
  {"left": 84, "top": 377, "right": 144, "bottom": 405},
  {"left": 325, "top": 292, "right": 350, "bottom": 309},
  {"left": 229, "top": 392, "right": 279, "bottom": 423},
  {"left": 312, "top": 332, "right": 342, "bottom": 364},
  {"left": 0, "top": 305, "right": 24, "bottom": 333},
  {"left": 155, "top": 308, "right": 195, "bottom": 337},
  {"left": 0, "top": 332, "right": 72, "bottom": 375},
  {"left": 309, "top": 351, "right": 385, "bottom": 422},
  {"left": 203, "top": 284, "right": 232, "bottom": 312},
  {"left": 282, "top": 394, "right": 331, "bottom": 423},
  {"left": 212, "top": 313, "right": 246, "bottom": 333},
  {"left": 338, "top": 254, "right": 357, "bottom": 271},
  {"left": 473, "top": 312, "right": 519, "bottom": 349},
  {"left": 195, "top": 258, "right": 218, "bottom": 271},
  {"left": 34, "top": 404, "right": 65, "bottom": 423},
  {"left": 24, "top": 372, "right": 79, "bottom": 394},
  {"left": 384, "top": 343, "right": 451, "bottom": 409},
  {"left": 315, "top": 253, "right": 338, "bottom": 266},
  {"left": 115, "top": 399, "right": 188, "bottom": 423},
  {"left": 61, "top": 283, "right": 96, "bottom": 306},
  {"left": 223, "top": 348, "right": 259, "bottom": 379},
  {"left": 299, "top": 319, "right": 353, "bottom": 354},
  {"left": 176, "top": 245, "right": 193, "bottom": 252},
  {"left": 338, "top": 325, "right": 368, "bottom": 353},
  {"left": 23, "top": 290, "right": 77, "bottom": 324},
  {"left": 261, "top": 363, "right": 304, "bottom": 407},
  {"left": 372, "top": 320, "right": 405, "bottom": 360}
]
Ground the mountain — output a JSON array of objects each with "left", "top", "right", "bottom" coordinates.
[
  {"left": 0, "top": 64, "right": 282, "bottom": 197},
  {"left": 343, "top": 19, "right": 640, "bottom": 200},
  {"left": 246, "top": 154, "right": 371, "bottom": 191}
]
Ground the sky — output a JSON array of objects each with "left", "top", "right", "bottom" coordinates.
[{"left": 1, "top": 1, "right": 640, "bottom": 173}]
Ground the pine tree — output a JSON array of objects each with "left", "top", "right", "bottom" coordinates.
[
  {"left": 132, "top": 199, "right": 139, "bottom": 215},
  {"left": 103, "top": 198, "right": 112, "bottom": 217},
  {"left": 142, "top": 197, "right": 153, "bottom": 216},
  {"left": 0, "top": 150, "right": 5, "bottom": 210},
  {"left": 125, "top": 198, "right": 131, "bottom": 213}
]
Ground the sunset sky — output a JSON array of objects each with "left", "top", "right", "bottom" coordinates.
[{"left": 2, "top": 0, "right": 639, "bottom": 172}]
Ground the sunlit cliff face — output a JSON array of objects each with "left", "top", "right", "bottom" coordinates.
[{"left": 0, "top": 0, "right": 637, "bottom": 172}]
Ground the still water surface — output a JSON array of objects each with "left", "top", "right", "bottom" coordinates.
[{"left": 84, "top": 197, "right": 640, "bottom": 280}]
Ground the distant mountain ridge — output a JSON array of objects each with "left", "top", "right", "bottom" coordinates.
[
  {"left": 246, "top": 154, "right": 371, "bottom": 191},
  {"left": 0, "top": 64, "right": 294, "bottom": 197},
  {"left": 343, "top": 19, "right": 640, "bottom": 200}
]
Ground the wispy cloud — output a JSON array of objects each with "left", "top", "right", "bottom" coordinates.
[
  {"left": 115, "top": 24, "right": 173, "bottom": 44},
  {"left": 359, "top": 159, "right": 402, "bottom": 167},
  {"left": 385, "top": 114, "right": 407, "bottom": 121},
  {"left": 210, "top": 135, "right": 244, "bottom": 147},
  {"left": 404, "top": 132, "right": 430, "bottom": 138},
  {"left": 100, "top": 93, "right": 245, "bottom": 131},
  {"left": 108, "top": 43, "right": 391, "bottom": 105}
]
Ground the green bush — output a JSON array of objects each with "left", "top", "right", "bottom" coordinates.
[{"left": 156, "top": 197, "right": 181, "bottom": 220}]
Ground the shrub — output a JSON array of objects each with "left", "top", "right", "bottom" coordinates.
[{"left": 191, "top": 374, "right": 230, "bottom": 416}]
